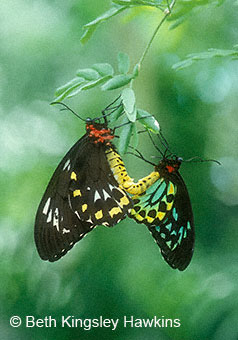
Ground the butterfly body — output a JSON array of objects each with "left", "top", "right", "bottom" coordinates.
[
  {"left": 35, "top": 120, "right": 132, "bottom": 262},
  {"left": 129, "top": 156, "right": 194, "bottom": 271}
]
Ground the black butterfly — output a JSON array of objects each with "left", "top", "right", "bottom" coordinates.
[{"left": 35, "top": 103, "right": 133, "bottom": 262}]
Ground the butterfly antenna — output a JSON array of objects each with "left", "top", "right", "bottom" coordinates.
[
  {"left": 93, "top": 96, "right": 123, "bottom": 124},
  {"left": 147, "top": 130, "right": 164, "bottom": 157},
  {"left": 51, "top": 102, "right": 86, "bottom": 121},
  {"left": 159, "top": 130, "right": 170, "bottom": 150},
  {"left": 113, "top": 115, "right": 153, "bottom": 133},
  {"left": 101, "top": 96, "right": 122, "bottom": 123},
  {"left": 127, "top": 146, "right": 156, "bottom": 166},
  {"left": 184, "top": 156, "right": 221, "bottom": 165}
]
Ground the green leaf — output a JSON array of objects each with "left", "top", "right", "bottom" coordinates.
[
  {"left": 67, "top": 76, "right": 112, "bottom": 98},
  {"left": 168, "top": 0, "right": 225, "bottom": 29},
  {"left": 84, "top": 5, "right": 126, "bottom": 28},
  {"left": 117, "top": 52, "right": 130, "bottom": 74},
  {"left": 121, "top": 88, "right": 136, "bottom": 122},
  {"left": 81, "top": 5, "right": 127, "bottom": 44},
  {"left": 132, "top": 64, "right": 139, "bottom": 78},
  {"left": 101, "top": 74, "right": 133, "bottom": 91},
  {"left": 118, "top": 117, "right": 133, "bottom": 154},
  {"left": 92, "top": 63, "right": 114, "bottom": 77},
  {"left": 137, "top": 109, "right": 160, "bottom": 133},
  {"left": 113, "top": 0, "right": 162, "bottom": 7},
  {"left": 172, "top": 48, "right": 238, "bottom": 71},
  {"left": 54, "top": 79, "right": 86, "bottom": 102},
  {"left": 54, "top": 77, "right": 85, "bottom": 97},
  {"left": 80, "top": 25, "right": 97, "bottom": 45},
  {"left": 76, "top": 68, "right": 100, "bottom": 80}
]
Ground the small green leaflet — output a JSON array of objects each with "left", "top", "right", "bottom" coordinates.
[
  {"left": 121, "top": 88, "right": 136, "bottom": 122},
  {"left": 137, "top": 109, "right": 160, "bottom": 133},
  {"left": 113, "top": 0, "right": 163, "bottom": 7},
  {"left": 101, "top": 74, "right": 133, "bottom": 91},
  {"left": 118, "top": 116, "right": 133, "bottom": 154},
  {"left": 118, "top": 52, "right": 130, "bottom": 74},
  {"left": 168, "top": 0, "right": 225, "bottom": 30},
  {"left": 173, "top": 48, "right": 238, "bottom": 71},
  {"left": 54, "top": 63, "right": 115, "bottom": 101},
  {"left": 80, "top": 5, "right": 127, "bottom": 44}
]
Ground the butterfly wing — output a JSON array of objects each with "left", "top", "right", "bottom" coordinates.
[
  {"left": 34, "top": 136, "right": 95, "bottom": 261},
  {"left": 129, "top": 173, "right": 194, "bottom": 271},
  {"left": 148, "top": 172, "right": 194, "bottom": 271},
  {"left": 68, "top": 144, "right": 133, "bottom": 226},
  {"left": 35, "top": 137, "right": 133, "bottom": 262}
]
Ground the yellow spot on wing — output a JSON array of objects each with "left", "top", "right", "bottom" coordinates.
[
  {"left": 130, "top": 208, "right": 136, "bottom": 215},
  {"left": 157, "top": 211, "right": 165, "bottom": 220},
  {"left": 82, "top": 204, "right": 87, "bottom": 212},
  {"left": 168, "top": 182, "right": 175, "bottom": 195},
  {"left": 166, "top": 202, "right": 173, "bottom": 211},
  {"left": 146, "top": 216, "right": 154, "bottom": 223},
  {"left": 95, "top": 210, "right": 103, "bottom": 220},
  {"left": 71, "top": 172, "right": 77, "bottom": 181},
  {"left": 119, "top": 195, "right": 130, "bottom": 207},
  {"left": 109, "top": 206, "right": 122, "bottom": 218},
  {"left": 134, "top": 214, "right": 144, "bottom": 222},
  {"left": 73, "top": 189, "right": 82, "bottom": 197}
]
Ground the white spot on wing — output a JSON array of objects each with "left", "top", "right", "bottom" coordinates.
[
  {"left": 43, "top": 197, "right": 51, "bottom": 215},
  {"left": 86, "top": 217, "right": 93, "bottom": 223},
  {"left": 109, "top": 184, "right": 115, "bottom": 191},
  {"left": 75, "top": 211, "right": 81, "bottom": 220},
  {"left": 68, "top": 194, "right": 73, "bottom": 210},
  {"left": 94, "top": 190, "right": 101, "bottom": 202},
  {"left": 63, "top": 159, "right": 71, "bottom": 171},
  {"left": 46, "top": 209, "right": 52, "bottom": 223},
  {"left": 53, "top": 208, "right": 60, "bottom": 231},
  {"left": 103, "top": 189, "right": 111, "bottom": 200},
  {"left": 62, "top": 228, "right": 70, "bottom": 234}
]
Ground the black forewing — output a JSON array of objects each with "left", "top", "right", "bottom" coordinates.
[
  {"left": 35, "top": 135, "right": 133, "bottom": 262},
  {"left": 148, "top": 171, "right": 195, "bottom": 271},
  {"left": 68, "top": 144, "right": 133, "bottom": 226},
  {"left": 34, "top": 135, "right": 95, "bottom": 262}
]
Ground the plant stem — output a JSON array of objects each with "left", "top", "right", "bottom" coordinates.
[{"left": 137, "top": 0, "right": 176, "bottom": 70}]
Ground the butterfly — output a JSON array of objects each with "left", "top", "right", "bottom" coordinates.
[
  {"left": 128, "top": 147, "right": 195, "bottom": 271},
  {"left": 34, "top": 102, "right": 133, "bottom": 262}
]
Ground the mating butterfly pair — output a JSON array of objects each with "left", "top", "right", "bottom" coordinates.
[{"left": 34, "top": 104, "right": 194, "bottom": 270}]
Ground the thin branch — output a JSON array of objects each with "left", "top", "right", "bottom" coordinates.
[{"left": 137, "top": 0, "right": 176, "bottom": 70}]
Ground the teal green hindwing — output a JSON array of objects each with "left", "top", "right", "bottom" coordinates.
[{"left": 129, "top": 157, "right": 195, "bottom": 271}]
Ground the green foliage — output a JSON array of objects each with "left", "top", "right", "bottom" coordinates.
[
  {"left": 101, "top": 74, "right": 133, "bottom": 90},
  {"left": 168, "top": 0, "right": 226, "bottom": 29},
  {"left": 137, "top": 109, "right": 160, "bottom": 133},
  {"left": 80, "top": 5, "right": 128, "bottom": 45},
  {"left": 121, "top": 88, "right": 136, "bottom": 122},
  {"left": 54, "top": 53, "right": 137, "bottom": 101},
  {"left": 54, "top": 63, "right": 114, "bottom": 101},
  {"left": 113, "top": 0, "right": 163, "bottom": 7},
  {"left": 81, "top": 0, "right": 166, "bottom": 45},
  {"left": 117, "top": 52, "right": 130, "bottom": 74},
  {"left": 173, "top": 47, "right": 238, "bottom": 71},
  {"left": 118, "top": 116, "right": 134, "bottom": 154}
]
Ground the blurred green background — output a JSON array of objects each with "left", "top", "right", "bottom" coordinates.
[{"left": 1, "top": 0, "right": 238, "bottom": 339}]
